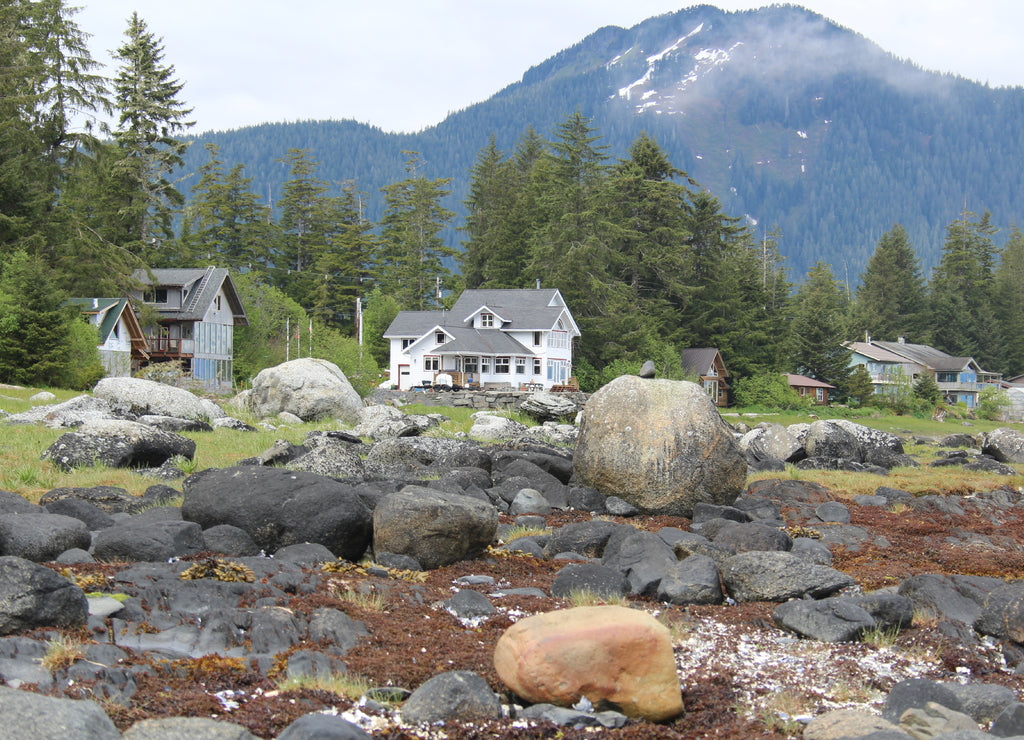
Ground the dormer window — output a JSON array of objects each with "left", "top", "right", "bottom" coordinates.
[
  {"left": 435, "top": 331, "right": 446, "bottom": 344},
  {"left": 480, "top": 312, "right": 494, "bottom": 328},
  {"left": 144, "top": 289, "right": 168, "bottom": 304}
]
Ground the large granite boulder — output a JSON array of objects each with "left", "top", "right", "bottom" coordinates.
[
  {"left": 803, "top": 420, "right": 863, "bottom": 461},
  {"left": 41, "top": 419, "right": 196, "bottom": 471},
  {"left": 519, "top": 392, "right": 580, "bottom": 422},
  {"left": 93, "top": 377, "right": 210, "bottom": 422},
  {"left": 373, "top": 486, "right": 498, "bottom": 570},
  {"left": 4, "top": 394, "right": 120, "bottom": 428},
  {"left": 573, "top": 376, "right": 746, "bottom": 516},
  {"left": 181, "top": 466, "right": 372, "bottom": 560},
  {"left": 247, "top": 358, "right": 363, "bottom": 424},
  {"left": 720, "top": 550, "right": 856, "bottom": 602},
  {"left": 493, "top": 605, "right": 683, "bottom": 721},
  {"left": 738, "top": 423, "right": 804, "bottom": 463},
  {"left": 982, "top": 427, "right": 1024, "bottom": 464}
]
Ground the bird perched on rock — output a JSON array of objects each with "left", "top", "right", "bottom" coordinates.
[{"left": 639, "top": 360, "right": 656, "bottom": 378}]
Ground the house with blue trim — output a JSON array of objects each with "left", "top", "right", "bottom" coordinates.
[{"left": 845, "top": 337, "right": 1000, "bottom": 408}]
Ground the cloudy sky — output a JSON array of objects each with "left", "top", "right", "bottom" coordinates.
[{"left": 74, "top": 1, "right": 1024, "bottom": 134}]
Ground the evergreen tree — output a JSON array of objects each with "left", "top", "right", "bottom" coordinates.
[
  {"left": 994, "top": 227, "right": 1024, "bottom": 376},
  {"left": 913, "top": 374, "right": 941, "bottom": 406},
  {"left": 0, "top": 250, "right": 82, "bottom": 386},
  {"left": 790, "top": 261, "right": 853, "bottom": 391},
  {"left": 928, "top": 209, "right": 1002, "bottom": 371},
  {"left": 527, "top": 112, "right": 615, "bottom": 363},
  {"left": 605, "top": 133, "right": 691, "bottom": 325},
  {"left": 852, "top": 224, "right": 927, "bottom": 342},
  {"left": 376, "top": 151, "right": 456, "bottom": 310},
  {"left": 185, "top": 143, "right": 272, "bottom": 270},
  {"left": 0, "top": 0, "right": 108, "bottom": 260},
  {"left": 308, "top": 180, "right": 376, "bottom": 331},
  {"left": 109, "top": 12, "right": 194, "bottom": 261},
  {"left": 846, "top": 364, "right": 877, "bottom": 406},
  {"left": 460, "top": 135, "right": 513, "bottom": 288}
]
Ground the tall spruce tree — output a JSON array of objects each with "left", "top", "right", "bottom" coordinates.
[
  {"left": 308, "top": 180, "right": 375, "bottom": 331},
  {"left": 376, "top": 151, "right": 456, "bottom": 310},
  {"left": 460, "top": 136, "right": 518, "bottom": 288},
  {"left": 185, "top": 143, "right": 273, "bottom": 270},
  {"left": 928, "top": 209, "right": 1003, "bottom": 371},
  {"left": 852, "top": 224, "right": 927, "bottom": 342},
  {"left": 110, "top": 12, "right": 194, "bottom": 262},
  {"left": 0, "top": 0, "right": 108, "bottom": 262},
  {"left": 790, "top": 261, "right": 853, "bottom": 391},
  {"left": 274, "top": 148, "right": 341, "bottom": 306},
  {"left": 994, "top": 227, "right": 1024, "bottom": 376}
]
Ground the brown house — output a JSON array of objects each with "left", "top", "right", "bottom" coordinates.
[
  {"left": 681, "top": 347, "right": 730, "bottom": 407},
  {"left": 786, "top": 374, "right": 836, "bottom": 405}
]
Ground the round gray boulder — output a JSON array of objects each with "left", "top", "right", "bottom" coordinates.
[
  {"left": 248, "top": 358, "right": 363, "bottom": 424},
  {"left": 573, "top": 376, "right": 746, "bottom": 516},
  {"left": 94, "top": 376, "right": 211, "bottom": 422},
  {"left": 373, "top": 486, "right": 498, "bottom": 569},
  {"left": 181, "top": 466, "right": 372, "bottom": 560},
  {"left": 0, "top": 556, "right": 89, "bottom": 634}
]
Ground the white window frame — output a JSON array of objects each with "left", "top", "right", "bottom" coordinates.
[
  {"left": 424, "top": 356, "right": 440, "bottom": 372},
  {"left": 480, "top": 312, "right": 494, "bottom": 328},
  {"left": 515, "top": 357, "right": 526, "bottom": 374},
  {"left": 495, "top": 356, "right": 510, "bottom": 374}
]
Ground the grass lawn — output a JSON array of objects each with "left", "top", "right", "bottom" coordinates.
[{"left": 1, "top": 384, "right": 1021, "bottom": 505}]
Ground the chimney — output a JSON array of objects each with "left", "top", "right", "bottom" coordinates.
[
  {"left": 865, "top": 331, "right": 870, "bottom": 344},
  {"left": 898, "top": 336, "right": 906, "bottom": 344},
  {"left": 92, "top": 298, "right": 98, "bottom": 309}
]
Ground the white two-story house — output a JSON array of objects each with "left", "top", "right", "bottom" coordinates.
[{"left": 383, "top": 288, "right": 580, "bottom": 391}]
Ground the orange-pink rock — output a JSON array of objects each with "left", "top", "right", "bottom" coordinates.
[{"left": 493, "top": 605, "right": 683, "bottom": 721}]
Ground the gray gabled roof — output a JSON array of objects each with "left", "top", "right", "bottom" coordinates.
[
  {"left": 432, "top": 327, "right": 532, "bottom": 356},
  {"left": 132, "top": 268, "right": 248, "bottom": 326},
  {"left": 869, "top": 341, "right": 977, "bottom": 373},
  {"left": 383, "top": 311, "right": 447, "bottom": 338},
  {"left": 451, "top": 289, "right": 579, "bottom": 334},
  {"left": 384, "top": 288, "right": 579, "bottom": 340}
]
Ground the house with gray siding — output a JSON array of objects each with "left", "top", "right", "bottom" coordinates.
[{"left": 130, "top": 268, "right": 248, "bottom": 388}]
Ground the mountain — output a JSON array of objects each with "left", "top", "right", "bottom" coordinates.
[{"left": 180, "top": 4, "right": 1024, "bottom": 282}]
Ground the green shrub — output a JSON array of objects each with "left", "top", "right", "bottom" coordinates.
[
  {"left": 977, "top": 386, "right": 1010, "bottom": 421},
  {"left": 733, "top": 373, "right": 810, "bottom": 410}
]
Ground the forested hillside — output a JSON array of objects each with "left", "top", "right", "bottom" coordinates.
[
  {"left": 181, "top": 4, "right": 1024, "bottom": 280},
  {"left": 3, "top": 1, "right": 1024, "bottom": 398}
]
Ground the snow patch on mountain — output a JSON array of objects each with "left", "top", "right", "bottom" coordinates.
[
  {"left": 617, "top": 35, "right": 743, "bottom": 116},
  {"left": 617, "top": 23, "right": 705, "bottom": 101}
]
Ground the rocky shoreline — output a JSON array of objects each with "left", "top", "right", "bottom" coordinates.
[{"left": 3, "top": 371, "right": 1024, "bottom": 739}]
